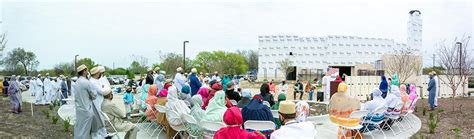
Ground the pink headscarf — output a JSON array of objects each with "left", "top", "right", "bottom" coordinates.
[
  {"left": 214, "top": 107, "right": 265, "bottom": 139},
  {"left": 158, "top": 88, "right": 168, "bottom": 97},
  {"left": 409, "top": 84, "right": 418, "bottom": 101},
  {"left": 197, "top": 87, "right": 209, "bottom": 102}
]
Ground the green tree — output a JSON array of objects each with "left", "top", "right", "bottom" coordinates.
[
  {"left": 3, "top": 48, "right": 39, "bottom": 75},
  {"left": 53, "top": 62, "right": 75, "bottom": 77},
  {"left": 193, "top": 51, "right": 217, "bottom": 73},
  {"left": 237, "top": 49, "right": 258, "bottom": 71},
  {"left": 193, "top": 51, "right": 248, "bottom": 75},
  {"left": 129, "top": 61, "right": 147, "bottom": 75},
  {"left": 159, "top": 53, "right": 193, "bottom": 76},
  {"left": 76, "top": 58, "right": 97, "bottom": 70}
]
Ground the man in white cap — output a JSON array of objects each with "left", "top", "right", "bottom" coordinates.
[
  {"left": 58, "top": 75, "right": 69, "bottom": 104},
  {"left": 145, "top": 67, "right": 154, "bottom": 85},
  {"left": 173, "top": 67, "right": 186, "bottom": 92},
  {"left": 271, "top": 101, "right": 316, "bottom": 139},
  {"left": 34, "top": 74, "right": 44, "bottom": 105},
  {"left": 211, "top": 71, "right": 220, "bottom": 81},
  {"left": 89, "top": 66, "right": 110, "bottom": 139},
  {"left": 28, "top": 76, "right": 36, "bottom": 96},
  {"left": 189, "top": 68, "right": 202, "bottom": 96},
  {"left": 43, "top": 73, "right": 54, "bottom": 104},
  {"left": 101, "top": 89, "right": 140, "bottom": 139},
  {"left": 98, "top": 66, "right": 111, "bottom": 89},
  {"left": 74, "top": 64, "right": 106, "bottom": 139}
]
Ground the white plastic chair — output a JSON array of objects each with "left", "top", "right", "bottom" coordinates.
[
  {"left": 145, "top": 103, "right": 159, "bottom": 136},
  {"left": 340, "top": 110, "right": 368, "bottom": 139},
  {"left": 154, "top": 104, "right": 168, "bottom": 136},
  {"left": 181, "top": 113, "right": 201, "bottom": 139},
  {"left": 383, "top": 103, "right": 404, "bottom": 135},
  {"left": 134, "top": 99, "right": 147, "bottom": 129},
  {"left": 201, "top": 120, "right": 226, "bottom": 138},
  {"left": 361, "top": 106, "right": 387, "bottom": 139},
  {"left": 230, "top": 100, "right": 238, "bottom": 105},
  {"left": 100, "top": 111, "right": 120, "bottom": 139},
  {"left": 244, "top": 120, "right": 276, "bottom": 131},
  {"left": 167, "top": 110, "right": 187, "bottom": 139},
  {"left": 271, "top": 110, "right": 279, "bottom": 119},
  {"left": 263, "top": 101, "right": 271, "bottom": 107},
  {"left": 400, "top": 101, "right": 414, "bottom": 130}
]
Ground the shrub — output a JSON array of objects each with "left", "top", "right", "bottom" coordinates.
[
  {"left": 452, "top": 128, "right": 461, "bottom": 139},
  {"left": 42, "top": 109, "right": 50, "bottom": 119},
  {"left": 52, "top": 116, "right": 59, "bottom": 124},
  {"left": 63, "top": 118, "right": 71, "bottom": 132},
  {"left": 437, "top": 109, "right": 444, "bottom": 113},
  {"left": 49, "top": 104, "right": 54, "bottom": 111},
  {"left": 422, "top": 107, "right": 427, "bottom": 116},
  {"left": 428, "top": 112, "right": 438, "bottom": 134}
]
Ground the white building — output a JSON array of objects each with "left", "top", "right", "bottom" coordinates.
[{"left": 258, "top": 10, "right": 422, "bottom": 80}]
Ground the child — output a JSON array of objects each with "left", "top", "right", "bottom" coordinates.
[
  {"left": 123, "top": 87, "right": 134, "bottom": 119},
  {"left": 309, "top": 86, "right": 315, "bottom": 101}
]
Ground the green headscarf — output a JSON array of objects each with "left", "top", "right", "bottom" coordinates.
[
  {"left": 203, "top": 91, "right": 227, "bottom": 122},
  {"left": 271, "top": 93, "right": 287, "bottom": 110},
  {"left": 221, "top": 75, "right": 231, "bottom": 91},
  {"left": 391, "top": 73, "right": 399, "bottom": 86},
  {"left": 190, "top": 95, "right": 205, "bottom": 121}
]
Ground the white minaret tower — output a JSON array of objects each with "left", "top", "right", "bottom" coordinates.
[{"left": 407, "top": 10, "right": 422, "bottom": 50}]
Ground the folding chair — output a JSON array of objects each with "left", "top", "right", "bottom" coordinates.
[
  {"left": 244, "top": 120, "right": 276, "bottom": 138},
  {"left": 134, "top": 99, "right": 147, "bottom": 130},
  {"left": 201, "top": 120, "right": 226, "bottom": 139},
  {"left": 361, "top": 107, "right": 387, "bottom": 139},
  {"left": 145, "top": 103, "right": 159, "bottom": 136},
  {"left": 100, "top": 111, "right": 120, "bottom": 139},
  {"left": 167, "top": 110, "right": 187, "bottom": 139},
  {"left": 154, "top": 104, "right": 168, "bottom": 137},
  {"left": 182, "top": 113, "right": 202, "bottom": 139},
  {"left": 383, "top": 103, "right": 404, "bottom": 135},
  {"left": 400, "top": 101, "right": 414, "bottom": 130},
  {"left": 340, "top": 110, "right": 368, "bottom": 139}
]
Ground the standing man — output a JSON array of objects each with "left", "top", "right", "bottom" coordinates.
[
  {"left": 8, "top": 75, "right": 22, "bottom": 114},
  {"left": 59, "top": 75, "right": 69, "bottom": 105},
  {"left": 74, "top": 64, "right": 105, "bottom": 139},
  {"left": 99, "top": 66, "right": 111, "bottom": 89},
  {"left": 211, "top": 71, "right": 221, "bottom": 81},
  {"left": 189, "top": 68, "right": 202, "bottom": 96},
  {"left": 34, "top": 74, "right": 44, "bottom": 105},
  {"left": 2, "top": 77, "right": 9, "bottom": 97},
  {"left": 29, "top": 77, "right": 37, "bottom": 96},
  {"left": 43, "top": 73, "right": 53, "bottom": 104},
  {"left": 173, "top": 67, "right": 186, "bottom": 92},
  {"left": 89, "top": 66, "right": 109, "bottom": 139},
  {"left": 432, "top": 71, "right": 439, "bottom": 107},
  {"left": 427, "top": 73, "right": 436, "bottom": 111},
  {"left": 146, "top": 68, "right": 154, "bottom": 85}
]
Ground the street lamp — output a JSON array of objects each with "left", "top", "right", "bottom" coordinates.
[
  {"left": 183, "top": 41, "right": 189, "bottom": 71},
  {"left": 75, "top": 54, "right": 79, "bottom": 75}
]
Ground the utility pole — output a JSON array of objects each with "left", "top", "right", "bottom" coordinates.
[
  {"left": 183, "top": 41, "right": 189, "bottom": 71},
  {"left": 432, "top": 54, "right": 435, "bottom": 69}
]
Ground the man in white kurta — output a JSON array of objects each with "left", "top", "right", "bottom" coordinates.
[
  {"left": 74, "top": 64, "right": 105, "bottom": 139},
  {"left": 43, "top": 74, "right": 53, "bottom": 104},
  {"left": 271, "top": 101, "right": 316, "bottom": 139},
  {"left": 432, "top": 71, "right": 439, "bottom": 107},
  {"left": 98, "top": 66, "right": 111, "bottom": 89},
  {"left": 29, "top": 77, "right": 36, "bottom": 96},
  {"left": 89, "top": 66, "right": 109, "bottom": 139},
  {"left": 34, "top": 75, "right": 44, "bottom": 105},
  {"left": 173, "top": 67, "right": 186, "bottom": 92}
]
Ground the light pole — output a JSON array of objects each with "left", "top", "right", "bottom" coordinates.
[
  {"left": 183, "top": 41, "right": 189, "bottom": 71},
  {"left": 75, "top": 54, "right": 79, "bottom": 75}
]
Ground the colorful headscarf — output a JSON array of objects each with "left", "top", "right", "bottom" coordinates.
[
  {"left": 203, "top": 91, "right": 227, "bottom": 122},
  {"left": 296, "top": 101, "right": 310, "bottom": 122}
]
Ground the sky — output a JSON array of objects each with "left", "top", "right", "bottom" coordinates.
[{"left": 1, "top": 0, "right": 473, "bottom": 70}]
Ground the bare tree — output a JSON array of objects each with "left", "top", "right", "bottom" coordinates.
[
  {"left": 383, "top": 47, "right": 422, "bottom": 83},
  {"left": 278, "top": 58, "right": 292, "bottom": 80},
  {"left": 437, "top": 36, "right": 472, "bottom": 98}
]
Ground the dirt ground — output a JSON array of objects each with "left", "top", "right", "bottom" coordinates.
[
  {"left": 0, "top": 96, "right": 72, "bottom": 138},
  {"left": 412, "top": 97, "right": 474, "bottom": 139}
]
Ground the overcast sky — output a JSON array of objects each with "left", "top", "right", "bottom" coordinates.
[{"left": 1, "top": 0, "right": 473, "bottom": 70}]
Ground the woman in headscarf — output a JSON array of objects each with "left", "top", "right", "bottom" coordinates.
[
  {"left": 379, "top": 75, "right": 389, "bottom": 99},
  {"left": 385, "top": 85, "right": 402, "bottom": 116},
  {"left": 399, "top": 84, "right": 411, "bottom": 113},
  {"left": 408, "top": 84, "right": 418, "bottom": 110},
  {"left": 221, "top": 75, "right": 231, "bottom": 91},
  {"left": 185, "top": 95, "right": 205, "bottom": 138},
  {"left": 360, "top": 88, "right": 385, "bottom": 133},
  {"left": 237, "top": 89, "right": 252, "bottom": 108},
  {"left": 203, "top": 91, "right": 228, "bottom": 122},
  {"left": 241, "top": 95, "right": 274, "bottom": 123},
  {"left": 202, "top": 83, "right": 232, "bottom": 110},
  {"left": 145, "top": 85, "right": 158, "bottom": 120},
  {"left": 269, "top": 79, "right": 276, "bottom": 94},
  {"left": 197, "top": 87, "right": 209, "bottom": 103},
  {"left": 295, "top": 101, "right": 310, "bottom": 122},
  {"left": 165, "top": 85, "right": 190, "bottom": 138},
  {"left": 8, "top": 75, "right": 21, "bottom": 114},
  {"left": 140, "top": 84, "right": 150, "bottom": 110},
  {"left": 180, "top": 85, "right": 192, "bottom": 107},
  {"left": 271, "top": 93, "right": 286, "bottom": 110},
  {"left": 214, "top": 107, "right": 266, "bottom": 139},
  {"left": 155, "top": 83, "right": 172, "bottom": 138},
  {"left": 260, "top": 83, "right": 275, "bottom": 107},
  {"left": 329, "top": 82, "right": 361, "bottom": 138}
]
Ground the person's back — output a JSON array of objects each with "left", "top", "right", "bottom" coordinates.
[{"left": 271, "top": 101, "right": 316, "bottom": 139}]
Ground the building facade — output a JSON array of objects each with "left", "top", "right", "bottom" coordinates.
[{"left": 257, "top": 10, "right": 422, "bottom": 81}]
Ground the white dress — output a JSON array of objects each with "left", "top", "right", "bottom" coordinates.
[{"left": 271, "top": 121, "right": 317, "bottom": 139}]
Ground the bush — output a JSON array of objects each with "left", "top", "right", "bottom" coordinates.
[
  {"left": 428, "top": 112, "right": 438, "bottom": 134},
  {"left": 423, "top": 107, "right": 427, "bottom": 116},
  {"left": 452, "top": 128, "right": 461, "bottom": 139},
  {"left": 52, "top": 116, "right": 59, "bottom": 124},
  {"left": 63, "top": 117, "right": 71, "bottom": 132},
  {"left": 41, "top": 109, "right": 50, "bottom": 119}
]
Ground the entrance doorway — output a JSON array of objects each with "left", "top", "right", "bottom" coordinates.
[{"left": 286, "top": 66, "right": 297, "bottom": 80}]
